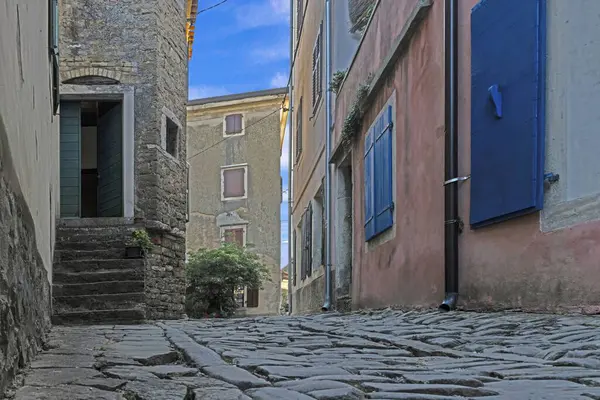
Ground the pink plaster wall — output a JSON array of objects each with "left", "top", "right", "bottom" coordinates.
[
  {"left": 457, "top": 0, "right": 600, "bottom": 312},
  {"left": 333, "top": 0, "right": 446, "bottom": 310}
]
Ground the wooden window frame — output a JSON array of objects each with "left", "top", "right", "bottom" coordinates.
[
  {"left": 312, "top": 23, "right": 323, "bottom": 112},
  {"left": 49, "top": 0, "right": 59, "bottom": 115},
  {"left": 221, "top": 164, "right": 248, "bottom": 201},
  {"left": 220, "top": 224, "right": 247, "bottom": 247},
  {"left": 295, "top": 97, "right": 303, "bottom": 162},
  {"left": 223, "top": 113, "right": 245, "bottom": 137}
]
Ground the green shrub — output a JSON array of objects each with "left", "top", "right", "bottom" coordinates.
[{"left": 185, "top": 243, "right": 271, "bottom": 318}]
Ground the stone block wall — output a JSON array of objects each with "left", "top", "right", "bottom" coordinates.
[
  {"left": 0, "top": 172, "right": 52, "bottom": 394},
  {"left": 59, "top": 0, "right": 189, "bottom": 318},
  {"left": 145, "top": 229, "right": 186, "bottom": 319}
]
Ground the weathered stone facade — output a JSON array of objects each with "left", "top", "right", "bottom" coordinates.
[
  {"left": 59, "top": 0, "right": 189, "bottom": 318},
  {"left": 187, "top": 89, "right": 287, "bottom": 316},
  {"left": 0, "top": 165, "right": 52, "bottom": 395},
  {"left": 1, "top": 1, "right": 59, "bottom": 394}
]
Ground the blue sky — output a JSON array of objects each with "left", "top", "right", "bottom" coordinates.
[{"left": 189, "top": 0, "right": 291, "bottom": 268}]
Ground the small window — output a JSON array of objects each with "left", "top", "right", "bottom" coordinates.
[
  {"left": 222, "top": 165, "right": 248, "bottom": 200},
  {"left": 296, "top": 97, "right": 303, "bottom": 161},
  {"left": 223, "top": 227, "right": 245, "bottom": 247},
  {"left": 224, "top": 114, "right": 244, "bottom": 136},
  {"left": 296, "top": 0, "right": 304, "bottom": 42},
  {"left": 166, "top": 117, "right": 179, "bottom": 157},
  {"left": 312, "top": 23, "right": 323, "bottom": 111},
  {"left": 246, "top": 288, "right": 259, "bottom": 308}
]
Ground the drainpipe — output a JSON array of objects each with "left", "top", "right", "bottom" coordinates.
[
  {"left": 322, "top": 0, "right": 333, "bottom": 312},
  {"left": 440, "top": 0, "right": 459, "bottom": 311},
  {"left": 287, "top": 0, "right": 294, "bottom": 315}
]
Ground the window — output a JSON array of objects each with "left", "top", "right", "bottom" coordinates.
[
  {"left": 292, "top": 230, "right": 297, "bottom": 286},
  {"left": 166, "top": 117, "right": 179, "bottom": 157},
  {"left": 223, "top": 227, "right": 245, "bottom": 247},
  {"left": 224, "top": 113, "right": 244, "bottom": 136},
  {"left": 296, "top": 97, "right": 303, "bottom": 160},
  {"left": 300, "top": 202, "right": 313, "bottom": 280},
  {"left": 296, "top": 0, "right": 304, "bottom": 42},
  {"left": 312, "top": 23, "right": 323, "bottom": 110},
  {"left": 364, "top": 104, "right": 394, "bottom": 241},
  {"left": 221, "top": 165, "right": 248, "bottom": 200},
  {"left": 49, "top": 0, "right": 59, "bottom": 115}
]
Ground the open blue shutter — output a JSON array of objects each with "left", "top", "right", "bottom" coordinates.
[
  {"left": 470, "top": 0, "right": 546, "bottom": 227},
  {"left": 374, "top": 106, "right": 394, "bottom": 234},
  {"left": 364, "top": 128, "right": 375, "bottom": 240}
]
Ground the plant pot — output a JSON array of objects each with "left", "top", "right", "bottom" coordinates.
[{"left": 125, "top": 246, "right": 143, "bottom": 259}]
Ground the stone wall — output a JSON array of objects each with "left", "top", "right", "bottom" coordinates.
[
  {"left": 187, "top": 92, "right": 285, "bottom": 316},
  {"left": 0, "top": 162, "right": 52, "bottom": 396},
  {"left": 145, "top": 228, "right": 186, "bottom": 319},
  {"left": 1, "top": 1, "right": 59, "bottom": 393},
  {"left": 60, "top": 0, "right": 189, "bottom": 318}
]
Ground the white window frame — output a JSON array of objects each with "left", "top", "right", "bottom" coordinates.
[
  {"left": 220, "top": 224, "right": 247, "bottom": 246},
  {"left": 221, "top": 163, "right": 249, "bottom": 201},
  {"left": 223, "top": 112, "right": 246, "bottom": 137}
]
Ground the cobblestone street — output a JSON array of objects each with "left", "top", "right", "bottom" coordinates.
[{"left": 7, "top": 310, "right": 600, "bottom": 399}]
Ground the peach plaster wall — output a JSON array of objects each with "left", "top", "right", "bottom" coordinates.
[
  {"left": 333, "top": 0, "right": 446, "bottom": 310},
  {"left": 457, "top": 0, "right": 600, "bottom": 312}
]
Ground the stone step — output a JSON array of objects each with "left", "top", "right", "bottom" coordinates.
[
  {"left": 56, "top": 239, "right": 127, "bottom": 251},
  {"left": 55, "top": 258, "right": 144, "bottom": 273},
  {"left": 53, "top": 269, "right": 143, "bottom": 284},
  {"left": 55, "top": 248, "right": 131, "bottom": 261},
  {"left": 52, "top": 308, "right": 146, "bottom": 325},
  {"left": 53, "top": 292, "right": 145, "bottom": 311},
  {"left": 53, "top": 280, "right": 144, "bottom": 297}
]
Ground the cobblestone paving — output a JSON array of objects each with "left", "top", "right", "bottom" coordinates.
[{"left": 6, "top": 310, "right": 600, "bottom": 399}]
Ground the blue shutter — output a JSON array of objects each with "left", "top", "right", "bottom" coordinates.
[
  {"left": 470, "top": 0, "right": 546, "bottom": 227},
  {"left": 374, "top": 105, "right": 394, "bottom": 234},
  {"left": 364, "top": 128, "right": 375, "bottom": 240},
  {"left": 60, "top": 102, "right": 81, "bottom": 218}
]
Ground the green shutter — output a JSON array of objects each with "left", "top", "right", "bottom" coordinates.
[{"left": 60, "top": 102, "right": 81, "bottom": 218}]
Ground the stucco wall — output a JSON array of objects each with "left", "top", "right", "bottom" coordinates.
[
  {"left": 333, "top": 0, "right": 445, "bottom": 310},
  {"left": 0, "top": 0, "right": 58, "bottom": 392},
  {"left": 187, "top": 94, "right": 283, "bottom": 316},
  {"left": 457, "top": 0, "right": 600, "bottom": 312},
  {"left": 290, "top": 0, "right": 328, "bottom": 314}
]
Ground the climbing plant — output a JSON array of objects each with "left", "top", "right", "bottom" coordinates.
[
  {"left": 329, "top": 70, "right": 347, "bottom": 94},
  {"left": 340, "top": 74, "right": 373, "bottom": 148}
]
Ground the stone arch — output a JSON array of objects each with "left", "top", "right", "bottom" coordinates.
[{"left": 62, "top": 67, "right": 122, "bottom": 85}]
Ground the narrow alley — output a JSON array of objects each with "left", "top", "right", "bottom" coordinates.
[{"left": 6, "top": 310, "right": 600, "bottom": 399}]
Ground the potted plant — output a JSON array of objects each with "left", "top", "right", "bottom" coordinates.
[{"left": 126, "top": 229, "right": 153, "bottom": 258}]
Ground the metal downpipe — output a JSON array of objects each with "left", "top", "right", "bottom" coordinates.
[
  {"left": 287, "top": 0, "right": 294, "bottom": 315},
  {"left": 440, "top": 0, "right": 459, "bottom": 312},
  {"left": 322, "top": 0, "right": 333, "bottom": 312}
]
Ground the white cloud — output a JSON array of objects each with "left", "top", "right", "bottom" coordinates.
[
  {"left": 251, "top": 41, "right": 289, "bottom": 64},
  {"left": 188, "top": 85, "right": 230, "bottom": 100},
  {"left": 270, "top": 72, "right": 288, "bottom": 88},
  {"left": 234, "top": 0, "right": 290, "bottom": 31}
]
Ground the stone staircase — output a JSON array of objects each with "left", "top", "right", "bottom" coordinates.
[{"left": 52, "top": 219, "right": 146, "bottom": 324}]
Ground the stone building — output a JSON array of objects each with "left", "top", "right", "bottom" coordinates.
[
  {"left": 288, "top": 0, "right": 371, "bottom": 314},
  {"left": 50, "top": 0, "right": 197, "bottom": 323},
  {"left": 1, "top": 0, "right": 60, "bottom": 393},
  {"left": 187, "top": 88, "right": 288, "bottom": 316}
]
